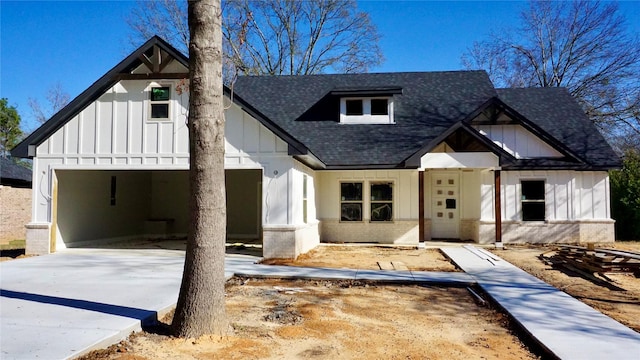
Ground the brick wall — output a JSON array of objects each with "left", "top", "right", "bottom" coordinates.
[{"left": 0, "top": 185, "right": 32, "bottom": 243}]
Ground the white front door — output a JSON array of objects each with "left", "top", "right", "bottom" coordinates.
[{"left": 431, "top": 172, "right": 460, "bottom": 239}]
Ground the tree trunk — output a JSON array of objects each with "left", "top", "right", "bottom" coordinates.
[{"left": 172, "top": 0, "right": 228, "bottom": 338}]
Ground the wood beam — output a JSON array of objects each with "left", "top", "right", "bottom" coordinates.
[
  {"left": 138, "top": 54, "right": 154, "bottom": 73},
  {"left": 419, "top": 171, "right": 425, "bottom": 243},
  {"left": 494, "top": 170, "right": 502, "bottom": 243},
  {"left": 153, "top": 45, "right": 161, "bottom": 73}
]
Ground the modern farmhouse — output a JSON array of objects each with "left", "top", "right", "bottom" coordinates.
[{"left": 12, "top": 36, "right": 620, "bottom": 258}]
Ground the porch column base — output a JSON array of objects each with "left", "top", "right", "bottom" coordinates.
[
  {"left": 262, "top": 222, "right": 319, "bottom": 259},
  {"left": 25, "top": 223, "right": 51, "bottom": 255}
]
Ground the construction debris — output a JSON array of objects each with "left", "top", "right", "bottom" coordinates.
[{"left": 541, "top": 245, "right": 640, "bottom": 281}]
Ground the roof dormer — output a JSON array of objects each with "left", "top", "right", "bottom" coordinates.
[{"left": 331, "top": 86, "right": 402, "bottom": 125}]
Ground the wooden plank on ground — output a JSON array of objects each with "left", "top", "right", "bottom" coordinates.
[
  {"left": 377, "top": 261, "right": 394, "bottom": 270},
  {"left": 391, "top": 261, "right": 409, "bottom": 271}
]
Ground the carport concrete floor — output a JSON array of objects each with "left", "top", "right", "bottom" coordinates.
[{"left": 0, "top": 248, "right": 189, "bottom": 360}]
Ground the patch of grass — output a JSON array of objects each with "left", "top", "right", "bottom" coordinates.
[{"left": 0, "top": 239, "right": 25, "bottom": 250}]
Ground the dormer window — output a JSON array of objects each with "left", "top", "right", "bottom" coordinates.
[
  {"left": 340, "top": 97, "right": 393, "bottom": 124},
  {"left": 346, "top": 99, "right": 364, "bottom": 115},
  {"left": 371, "top": 99, "right": 389, "bottom": 115}
]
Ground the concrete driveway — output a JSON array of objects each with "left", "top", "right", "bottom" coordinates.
[{"left": 1, "top": 248, "right": 190, "bottom": 360}]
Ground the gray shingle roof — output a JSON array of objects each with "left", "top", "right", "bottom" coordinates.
[
  {"left": 234, "top": 72, "right": 619, "bottom": 170},
  {"left": 233, "top": 71, "right": 497, "bottom": 167},
  {"left": 0, "top": 157, "right": 32, "bottom": 186}
]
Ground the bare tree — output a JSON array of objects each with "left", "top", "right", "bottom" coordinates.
[
  {"left": 462, "top": 1, "right": 640, "bottom": 137},
  {"left": 171, "top": 0, "right": 228, "bottom": 337},
  {"left": 27, "top": 82, "right": 70, "bottom": 125},
  {"left": 127, "top": 0, "right": 382, "bottom": 76}
]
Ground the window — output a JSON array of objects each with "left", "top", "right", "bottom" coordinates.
[
  {"left": 149, "top": 86, "right": 171, "bottom": 120},
  {"left": 370, "top": 183, "right": 393, "bottom": 221},
  {"left": 110, "top": 176, "right": 116, "bottom": 206},
  {"left": 345, "top": 99, "right": 363, "bottom": 115},
  {"left": 340, "top": 97, "right": 393, "bottom": 124},
  {"left": 521, "top": 180, "right": 545, "bottom": 221},
  {"left": 370, "top": 99, "right": 388, "bottom": 115},
  {"left": 303, "top": 175, "right": 308, "bottom": 224},
  {"left": 341, "top": 182, "right": 363, "bottom": 221}
]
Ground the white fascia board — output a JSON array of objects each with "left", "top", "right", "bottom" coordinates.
[{"left": 421, "top": 152, "right": 499, "bottom": 169}]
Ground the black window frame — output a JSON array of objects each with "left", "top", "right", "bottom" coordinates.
[{"left": 521, "top": 180, "right": 545, "bottom": 221}]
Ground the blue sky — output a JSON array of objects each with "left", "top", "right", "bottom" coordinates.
[{"left": 2, "top": 1, "right": 639, "bottom": 132}]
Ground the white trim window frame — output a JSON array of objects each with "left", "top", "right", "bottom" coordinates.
[
  {"left": 370, "top": 182, "right": 393, "bottom": 222},
  {"left": 340, "top": 182, "right": 363, "bottom": 222},
  {"left": 148, "top": 84, "right": 172, "bottom": 121},
  {"left": 521, "top": 179, "right": 546, "bottom": 221},
  {"left": 340, "top": 97, "right": 394, "bottom": 124}
]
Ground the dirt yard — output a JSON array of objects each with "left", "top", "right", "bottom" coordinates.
[
  {"left": 262, "top": 245, "right": 459, "bottom": 272},
  {"left": 81, "top": 278, "right": 538, "bottom": 360},
  {"left": 50, "top": 242, "right": 640, "bottom": 359},
  {"left": 491, "top": 242, "right": 640, "bottom": 332}
]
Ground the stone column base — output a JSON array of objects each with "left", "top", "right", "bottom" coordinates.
[
  {"left": 478, "top": 219, "right": 615, "bottom": 244},
  {"left": 262, "top": 222, "right": 320, "bottom": 259},
  {"left": 25, "top": 223, "right": 51, "bottom": 255}
]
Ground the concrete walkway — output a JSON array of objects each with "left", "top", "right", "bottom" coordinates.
[
  {"left": 442, "top": 245, "right": 640, "bottom": 360},
  {"left": 0, "top": 248, "right": 472, "bottom": 360}
]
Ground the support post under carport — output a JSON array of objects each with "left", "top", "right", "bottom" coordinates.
[{"left": 494, "top": 169, "right": 502, "bottom": 245}]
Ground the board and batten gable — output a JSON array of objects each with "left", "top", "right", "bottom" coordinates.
[
  {"left": 37, "top": 80, "right": 190, "bottom": 167},
  {"left": 475, "top": 125, "right": 563, "bottom": 159}
]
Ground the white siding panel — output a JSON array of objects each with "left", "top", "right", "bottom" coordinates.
[
  {"left": 580, "top": 172, "right": 594, "bottom": 219},
  {"left": 129, "top": 98, "right": 144, "bottom": 154},
  {"left": 98, "top": 95, "right": 113, "bottom": 154},
  {"left": 225, "top": 106, "right": 243, "bottom": 154},
  {"left": 50, "top": 129, "right": 64, "bottom": 154},
  {"left": 65, "top": 116, "right": 80, "bottom": 154},
  {"left": 480, "top": 171, "right": 495, "bottom": 220},
  {"left": 81, "top": 104, "right": 96, "bottom": 154},
  {"left": 175, "top": 121, "right": 189, "bottom": 154},
  {"left": 145, "top": 122, "right": 158, "bottom": 154},
  {"left": 461, "top": 170, "right": 481, "bottom": 219},
  {"left": 554, "top": 172, "right": 570, "bottom": 220},
  {"left": 159, "top": 122, "right": 174, "bottom": 153},
  {"left": 259, "top": 126, "right": 276, "bottom": 153},
  {"left": 115, "top": 93, "right": 129, "bottom": 154},
  {"left": 276, "top": 137, "right": 288, "bottom": 152},
  {"left": 243, "top": 113, "right": 259, "bottom": 153},
  {"left": 593, "top": 173, "right": 608, "bottom": 219}
]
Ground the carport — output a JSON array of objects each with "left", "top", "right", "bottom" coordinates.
[{"left": 52, "top": 169, "right": 262, "bottom": 249}]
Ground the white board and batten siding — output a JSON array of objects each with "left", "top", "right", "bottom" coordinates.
[
  {"left": 32, "top": 79, "right": 294, "bottom": 226},
  {"left": 475, "top": 125, "right": 563, "bottom": 159},
  {"left": 480, "top": 170, "right": 611, "bottom": 221}
]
